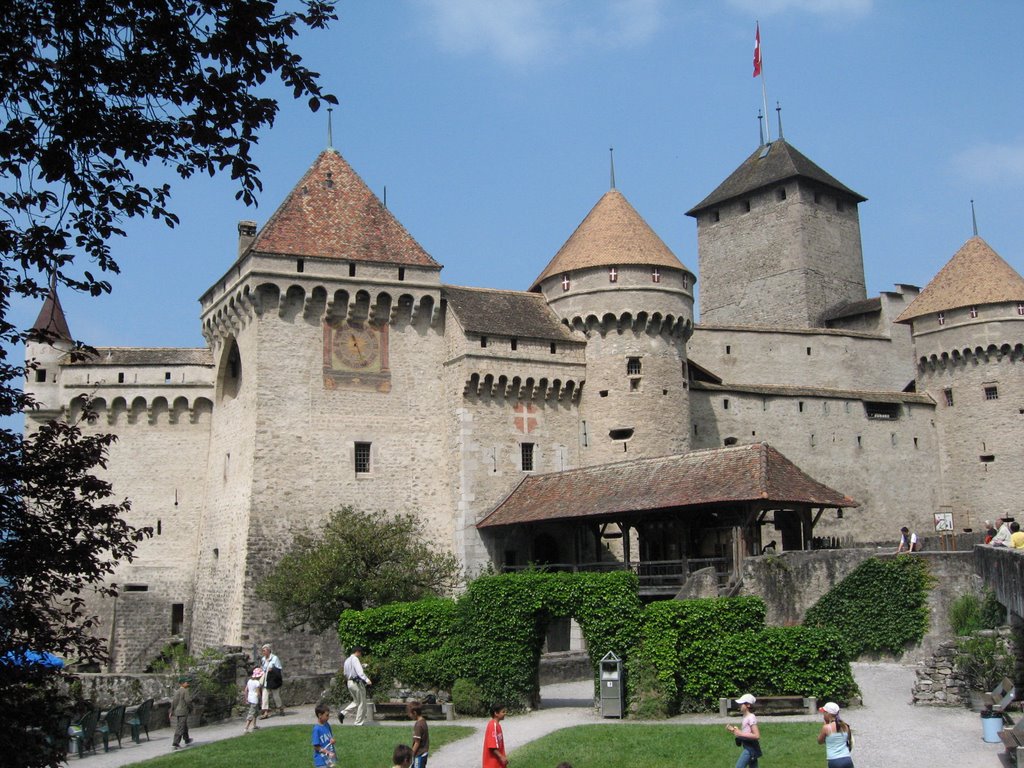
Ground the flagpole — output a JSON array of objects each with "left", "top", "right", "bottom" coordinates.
[{"left": 757, "top": 21, "right": 771, "bottom": 142}]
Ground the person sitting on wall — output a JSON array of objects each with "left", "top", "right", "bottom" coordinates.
[
  {"left": 991, "top": 517, "right": 1013, "bottom": 547},
  {"left": 984, "top": 520, "right": 997, "bottom": 544},
  {"left": 1010, "top": 522, "right": 1024, "bottom": 550},
  {"left": 896, "top": 527, "right": 919, "bottom": 554}
]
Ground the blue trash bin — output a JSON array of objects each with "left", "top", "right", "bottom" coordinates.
[{"left": 982, "top": 712, "right": 1003, "bottom": 743}]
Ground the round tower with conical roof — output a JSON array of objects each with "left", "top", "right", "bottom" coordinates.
[
  {"left": 24, "top": 285, "right": 74, "bottom": 422},
  {"left": 897, "top": 236, "right": 1024, "bottom": 525},
  {"left": 531, "top": 188, "right": 695, "bottom": 465}
]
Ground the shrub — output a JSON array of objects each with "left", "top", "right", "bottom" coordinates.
[
  {"left": 804, "top": 556, "right": 933, "bottom": 658},
  {"left": 955, "top": 633, "right": 1015, "bottom": 692},
  {"left": 949, "top": 594, "right": 983, "bottom": 636},
  {"left": 451, "top": 678, "right": 487, "bottom": 717}
]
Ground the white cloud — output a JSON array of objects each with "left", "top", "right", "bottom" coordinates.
[
  {"left": 726, "top": 0, "right": 873, "bottom": 16},
  {"left": 952, "top": 139, "right": 1024, "bottom": 186},
  {"left": 415, "top": 0, "right": 665, "bottom": 69}
]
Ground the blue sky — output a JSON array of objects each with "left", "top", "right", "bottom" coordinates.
[{"left": 12, "top": 0, "right": 1024, "bottom": 350}]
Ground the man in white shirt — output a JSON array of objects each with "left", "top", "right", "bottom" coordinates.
[
  {"left": 340, "top": 646, "right": 372, "bottom": 726},
  {"left": 896, "top": 526, "right": 918, "bottom": 553},
  {"left": 259, "top": 643, "right": 284, "bottom": 718},
  {"left": 991, "top": 517, "right": 1013, "bottom": 547}
]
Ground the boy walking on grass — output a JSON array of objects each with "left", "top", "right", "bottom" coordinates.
[
  {"left": 482, "top": 703, "right": 507, "bottom": 768},
  {"left": 313, "top": 703, "right": 338, "bottom": 767},
  {"left": 408, "top": 700, "right": 429, "bottom": 768}
]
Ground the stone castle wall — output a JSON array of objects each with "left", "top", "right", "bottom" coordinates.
[
  {"left": 690, "top": 387, "right": 940, "bottom": 544},
  {"left": 687, "top": 325, "right": 916, "bottom": 393}
]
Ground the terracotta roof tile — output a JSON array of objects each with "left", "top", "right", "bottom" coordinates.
[
  {"left": 896, "top": 236, "right": 1024, "bottom": 322},
  {"left": 249, "top": 149, "right": 440, "bottom": 268},
  {"left": 686, "top": 139, "right": 865, "bottom": 216},
  {"left": 530, "top": 189, "right": 690, "bottom": 290},
  {"left": 478, "top": 443, "right": 857, "bottom": 528},
  {"left": 443, "top": 286, "right": 580, "bottom": 342}
]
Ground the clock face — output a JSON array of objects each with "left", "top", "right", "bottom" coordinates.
[
  {"left": 333, "top": 323, "right": 380, "bottom": 369},
  {"left": 323, "top": 319, "right": 391, "bottom": 392}
]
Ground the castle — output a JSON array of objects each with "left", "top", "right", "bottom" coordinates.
[{"left": 25, "top": 134, "right": 1024, "bottom": 672}]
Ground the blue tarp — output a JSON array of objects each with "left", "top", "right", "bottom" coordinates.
[{"left": 2, "top": 650, "right": 64, "bottom": 668}]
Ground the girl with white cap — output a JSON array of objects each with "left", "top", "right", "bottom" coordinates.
[
  {"left": 817, "top": 701, "right": 854, "bottom": 768},
  {"left": 726, "top": 693, "right": 761, "bottom": 768}
]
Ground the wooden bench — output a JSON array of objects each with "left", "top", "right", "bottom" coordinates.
[
  {"left": 719, "top": 695, "right": 817, "bottom": 716},
  {"left": 999, "top": 719, "right": 1024, "bottom": 763},
  {"left": 372, "top": 702, "right": 453, "bottom": 721}
]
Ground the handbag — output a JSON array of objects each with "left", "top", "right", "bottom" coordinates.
[{"left": 266, "top": 666, "right": 283, "bottom": 690}]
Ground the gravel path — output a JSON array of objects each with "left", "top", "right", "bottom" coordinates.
[{"left": 77, "top": 662, "right": 1007, "bottom": 767}]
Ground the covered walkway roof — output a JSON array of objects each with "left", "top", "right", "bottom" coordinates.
[{"left": 477, "top": 442, "right": 857, "bottom": 529}]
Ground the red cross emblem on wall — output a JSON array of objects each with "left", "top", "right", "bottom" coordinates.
[{"left": 513, "top": 402, "right": 539, "bottom": 433}]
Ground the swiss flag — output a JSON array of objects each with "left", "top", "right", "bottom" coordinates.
[{"left": 753, "top": 23, "right": 762, "bottom": 77}]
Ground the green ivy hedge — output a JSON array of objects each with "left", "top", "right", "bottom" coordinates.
[
  {"left": 803, "top": 556, "right": 933, "bottom": 658},
  {"left": 688, "top": 626, "right": 858, "bottom": 706},
  {"left": 336, "top": 570, "right": 643, "bottom": 710},
  {"left": 335, "top": 569, "right": 867, "bottom": 714},
  {"left": 629, "top": 597, "right": 765, "bottom": 715}
]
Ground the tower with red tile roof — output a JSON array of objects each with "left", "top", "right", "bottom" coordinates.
[
  {"left": 897, "top": 236, "right": 1024, "bottom": 526},
  {"left": 531, "top": 188, "right": 696, "bottom": 466}
]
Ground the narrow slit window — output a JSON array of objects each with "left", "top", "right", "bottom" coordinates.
[
  {"left": 651, "top": 267, "right": 661, "bottom": 283},
  {"left": 608, "top": 267, "right": 618, "bottom": 283},
  {"left": 297, "top": 258, "right": 304, "bottom": 273},
  {"left": 521, "top": 443, "right": 535, "bottom": 472}
]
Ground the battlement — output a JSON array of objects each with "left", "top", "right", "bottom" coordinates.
[
  {"left": 917, "top": 341, "right": 1024, "bottom": 371},
  {"left": 62, "top": 393, "right": 214, "bottom": 425},
  {"left": 201, "top": 277, "right": 442, "bottom": 346},
  {"left": 565, "top": 310, "right": 693, "bottom": 341},
  {"left": 464, "top": 371, "right": 584, "bottom": 402}
]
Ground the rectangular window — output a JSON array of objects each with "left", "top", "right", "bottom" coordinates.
[
  {"left": 944, "top": 388, "right": 954, "bottom": 407},
  {"left": 985, "top": 385, "right": 999, "bottom": 401},
  {"left": 742, "top": 200, "right": 751, "bottom": 213},
  {"left": 777, "top": 187, "right": 787, "bottom": 201},
  {"left": 118, "top": 372, "right": 125, "bottom": 383},
  {"left": 798, "top": 401, "right": 804, "bottom": 413},
  {"left": 969, "top": 306, "right": 978, "bottom": 318},
  {"left": 297, "top": 258, "right": 304, "bottom": 273},
  {"left": 723, "top": 398, "right": 730, "bottom": 410},
  {"left": 626, "top": 357, "right": 642, "bottom": 375},
  {"left": 608, "top": 267, "right": 618, "bottom": 283},
  {"left": 398, "top": 267, "right": 406, "bottom": 281},
  {"left": 651, "top": 267, "right": 661, "bottom": 283},
  {"left": 711, "top": 210, "right": 720, "bottom": 222},
  {"left": 511, "top": 338, "right": 518, "bottom": 351},
  {"left": 865, "top": 402, "right": 901, "bottom": 420},
  {"left": 521, "top": 443, "right": 535, "bottom": 472},
  {"left": 937, "top": 312, "right": 945, "bottom": 325},
  {"left": 164, "top": 371, "right": 171, "bottom": 382},
  {"left": 34, "top": 368, "right": 47, "bottom": 383},
  {"left": 349, "top": 263, "right": 356, "bottom": 277},
  {"left": 480, "top": 336, "right": 488, "bottom": 348},
  {"left": 550, "top": 343, "right": 556, "bottom": 354},
  {"left": 171, "top": 603, "right": 184, "bottom": 635},
  {"left": 354, "top": 442, "right": 372, "bottom": 474}
]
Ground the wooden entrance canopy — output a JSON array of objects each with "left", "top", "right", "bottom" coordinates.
[{"left": 477, "top": 442, "right": 858, "bottom": 584}]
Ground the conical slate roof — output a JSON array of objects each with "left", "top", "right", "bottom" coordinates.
[
  {"left": 896, "top": 236, "right": 1024, "bottom": 322},
  {"left": 530, "top": 189, "right": 689, "bottom": 291},
  {"left": 686, "top": 138, "right": 866, "bottom": 216},
  {"left": 31, "top": 286, "right": 71, "bottom": 341},
  {"left": 249, "top": 149, "right": 440, "bottom": 268}
]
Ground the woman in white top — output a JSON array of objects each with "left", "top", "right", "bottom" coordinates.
[{"left": 817, "top": 701, "right": 854, "bottom": 768}]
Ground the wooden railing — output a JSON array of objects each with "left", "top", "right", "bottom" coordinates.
[{"left": 502, "top": 557, "right": 732, "bottom": 593}]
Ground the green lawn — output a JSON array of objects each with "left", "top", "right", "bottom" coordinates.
[
  {"left": 510, "top": 723, "right": 823, "bottom": 768},
  {"left": 125, "top": 721, "right": 825, "bottom": 768},
  {"left": 124, "top": 725, "right": 475, "bottom": 768}
]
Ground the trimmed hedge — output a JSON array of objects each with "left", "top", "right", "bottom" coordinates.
[
  {"left": 804, "top": 556, "right": 933, "bottom": 658},
  {"left": 337, "top": 570, "right": 642, "bottom": 710},
  {"left": 686, "top": 626, "right": 858, "bottom": 707},
  {"left": 336, "top": 570, "right": 860, "bottom": 714},
  {"left": 630, "top": 597, "right": 765, "bottom": 715}
]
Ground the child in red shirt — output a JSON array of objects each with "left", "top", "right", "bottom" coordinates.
[{"left": 482, "top": 703, "right": 507, "bottom": 768}]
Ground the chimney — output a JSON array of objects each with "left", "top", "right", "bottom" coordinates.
[{"left": 238, "top": 220, "right": 257, "bottom": 257}]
